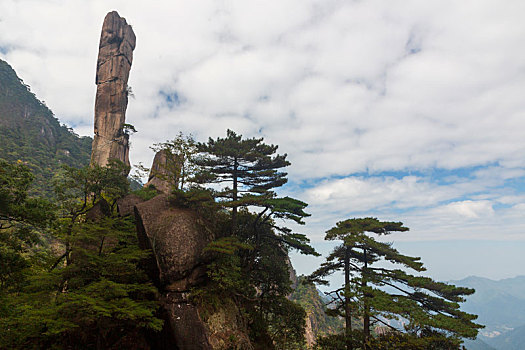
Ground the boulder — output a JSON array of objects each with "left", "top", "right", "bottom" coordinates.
[
  {"left": 134, "top": 195, "right": 218, "bottom": 349},
  {"left": 90, "top": 11, "right": 136, "bottom": 172},
  {"left": 134, "top": 194, "right": 213, "bottom": 289},
  {"left": 203, "top": 299, "right": 253, "bottom": 350},
  {"left": 85, "top": 198, "right": 111, "bottom": 222},
  {"left": 117, "top": 193, "right": 145, "bottom": 217},
  {"left": 144, "top": 149, "right": 179, "bottom": 194}
]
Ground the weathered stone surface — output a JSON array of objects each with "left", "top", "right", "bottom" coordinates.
[
  {"left": 117, "top": 193, "right": 145, "bottom": 217},
  {"left": 133, "top": 195, "right": 257, "bottom": 349},
  {"left": 304, "top": 316, "right": 316, "bottom": 348},
  {"left": 162, "top": 292, "right": 212, "bottom": 350},
  {"left": 165, "top": 265, "right": 207, "bottom": 292},
  {"left": 134, "top": 194, "right": 213, "bottom": 288},
  {"left": 85, "top": 198, "right": 111, "bottom": 221},
  {"left": 286, "top": 255, "right": 299, "bottom": 291},
  {"left": 203, "top": 299, "right": 253, "bottom": 350},
  {"left": 144, "top": 150, "right": 175, "bottom": 194},
  {"left": 90, "top": 11, "right": 135, "bottom": 172}
]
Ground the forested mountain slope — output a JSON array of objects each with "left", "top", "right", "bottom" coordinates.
[{"left": 0, "top": 59, "right": 91, "bottom": 194}]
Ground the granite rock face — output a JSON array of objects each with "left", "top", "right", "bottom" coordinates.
[
  {"left": 144, "top": 150, "right": 174, "bottom": 194},
  {"left": 162, "top": 292, "right": 212, "bottom": 350},
  {"left": 90, "top": 11, "right": 136, "bottom": 172},
  {"left": 134, "top": 194, "right": 215, "bottom": 349},
  {"left": 134, "top": 194, "right": 213, "bottom": 290},
  {"left": 116, "top": 193, "right": 144, "bottom": 217}
]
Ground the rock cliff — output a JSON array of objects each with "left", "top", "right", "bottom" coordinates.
[
  {"left": 90, "top": 11, "right": 135, "bottom": 172},
  {"left": 134, "top": 194, "right": 212, "bottom": 291},
  {"left": 134, "top": 194, "right": 215, "bottom": 349}
]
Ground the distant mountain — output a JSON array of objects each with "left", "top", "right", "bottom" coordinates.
[
  {"left": 462, "top": 337, "right": 496, "bottom": 350},
  {"left": 0, "top": 59, "right": 92, "bottom": 195},
  {"left": 452, "top": 276, "right": 525, "bottom": 350},
  {"left": 486, "top": 324, "right": 525, "bottom": 350},
  {"left": 452, "top": 276, "right": 525, "bottom": 335}
]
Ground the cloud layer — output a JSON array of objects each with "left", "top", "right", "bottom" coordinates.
[{"left": 1, "top": 0, "right": 525, "bottom": 252}]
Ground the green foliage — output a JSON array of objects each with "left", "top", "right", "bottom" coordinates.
[
  {"left": 0, "top": 162, "right": 162, "bottom": 349},
  {"left": 310, "top": 217, "right": 482, "bottom": 349},
  {"left": 265, "top": 296, "right": 307, "bottom": 350},
  {"left": 195, "top": 129, "right": 316, "bottom": 256},
  {"left": 0, "top": 159, "right": 53, "bottom": 294},
  {"left": 314, "top": 332, "right": 361, "bottom": 350},
  {"left": 1, "top": 217, "right": 162, "bottom": 349},
  {"left": 169, "top": 187, "right": 218, "bottom": 215},
  {"left": 203, "top": 236, "right": 254, "bottom": 297},
  {"left": 0, "top": 59, "right": 92, "bottom": 197},
  {"left": 132, "top": 185, "right": 159, "bottom": 201},
  {"left": 195, "top": 129, "right": 289, "bottom": 227},
  {"left": 187, "top": 130, "right": 317, "bottom": 348},
  {"left": 0, "top": 159, "right": 54, "bottom": 228}
]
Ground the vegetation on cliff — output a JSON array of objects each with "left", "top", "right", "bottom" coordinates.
[
  {"left": 0, "top": 161, "right": 162, "bottom": 349},
  {"left": 0, "top": 59, "right": 92, "bottom": 196},
  {"left": 156, "top": 129, "right": 320, "bottom": 349},
  {"left": 290, "top": 276, "right": 344, "bottom": 344}
]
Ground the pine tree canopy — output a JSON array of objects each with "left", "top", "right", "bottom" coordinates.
[
  {"left": 195, "top": 129, "right": 289, "bottom": 202},
  {"left": 310, "top": 217, "right": 483, "bottom": 349}
]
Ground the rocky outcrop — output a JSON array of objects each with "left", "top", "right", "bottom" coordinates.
[
  {"left": 144, "top": 150, "right": 175, "bottom": 193},
  {"left": 201, "top": 299, "right": 253, "bottom": 350},
  {"left": 85, "top": 198, "right": 111, "bottom": 221},
  {"left": 286, "top": 255, "right": 299, "bottom": 291},
  {"left": 134, "top": 194, "right": 213, "bottom": 289},
  {"left": 117, "top": 193, "right": 145, "bottom": 216},
  {"left": 90, "top": 11, "right": 136, "bottom": 172},
  {"left": 289, "top": 277, "right": 344, "bottom": 349},
  {"left": 134, "top": 194, "right": 215, "bottom": 349},
  {"left": 162, "top": 292, "right": 212, "bottom": 349}
]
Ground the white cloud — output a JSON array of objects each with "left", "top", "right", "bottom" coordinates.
[
  {"left": 1, "top": 0, "right": 525, "bottom": 276},
  {"left": 435, "top": 200, "right": 494, "bottom": 219}
]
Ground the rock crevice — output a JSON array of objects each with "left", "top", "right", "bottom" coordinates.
[{"left": 134, "top": 194, "right": 214, "bottom": 349}]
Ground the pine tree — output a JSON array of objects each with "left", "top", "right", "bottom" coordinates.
[
  {"left": 0, "top": 162, "right": 162, "bottom": 349},
  {"left": 195, "top": 129, "right": 289, "bottom": 231},
  {"left": 310, "top": 217, "right": 482, "bottom": 350},
  {"left": 0, "top": 159, "right": 52, "bottom": 294},
  {"left": 192, "top": 131, "right": 316, "bottom": 348},
  {"left": 0, "top": 159, "right": 52, "bottom": 229}
]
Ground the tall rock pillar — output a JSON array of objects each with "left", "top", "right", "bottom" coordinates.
[{"left": 90, "top": 11, "right": 136, "bottom": 173}]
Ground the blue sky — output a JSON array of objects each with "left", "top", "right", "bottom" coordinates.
[{"left": 1, "top": 0, "right": 525, "bottom": 283}]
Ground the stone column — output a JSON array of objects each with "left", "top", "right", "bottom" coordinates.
[{"left": 90, "top": 11, "right": 136, "bottom": 173}]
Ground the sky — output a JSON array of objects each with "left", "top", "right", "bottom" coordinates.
[{"left": 1, "top": 0, "right": 525, "bottom": 284}]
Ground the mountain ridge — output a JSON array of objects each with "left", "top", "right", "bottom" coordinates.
[
  {"left": 452, "top": 275, "right": 525, "bottom": 350},
  {"left": 0, "top": 58, "right": 92, "bottom": 195}
]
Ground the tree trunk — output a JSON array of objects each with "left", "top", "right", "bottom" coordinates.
[
  {"left": 363, "top": 247, "right": 370, "bottom": 350},
  {"left": 232, "top": 157, "right": 238, "bottom": 232},
  {"left": 96, "top": 325, "right": 103, "bottom": 350},
  {"left": 344, "top": 245, "right": 353, "bottom": 350}
]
